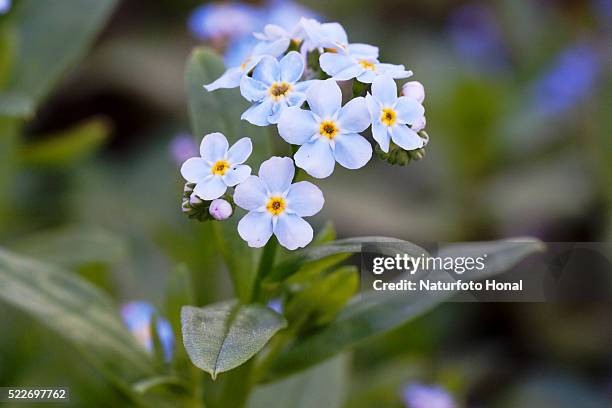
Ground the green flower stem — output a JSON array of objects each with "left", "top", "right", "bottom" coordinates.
[{"left": 251, "top": 237, "right": 278, "bottom": 302}]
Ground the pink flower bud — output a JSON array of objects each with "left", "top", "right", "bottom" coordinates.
[
  {"left": 209, "top": 198, "right": 233, "bottom": 220},
  {"left": 412, "top": 116, "right": 427, "bottom": 132},
  {"left": 401, "top": 81, "right": 425, "bottom": 103}
]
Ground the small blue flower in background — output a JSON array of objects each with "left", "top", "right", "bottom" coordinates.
[
  {"left": 0, "top": 0, "right": 10, "bottom": 15},
  {"left": 531, "top": 43, "right": 600, "bottom": 117},
  {"left": 320, "top": 43, "right": 412, "bottom": 83},
  {"left": 240, "top": 51, "right": 312, "bottom": 125},
  {"left": 265, "top": 0, "right": 320, "bottom": 29},
  {"left": 267, "top": 298, "right": 283, "bottom": 314},
  {"left": 402, "top": 383, "right": 456, "bottom": 408},
  {"left": 448, "top": 3, "right": 508, "bottom": 71},
  {"left": 121, "top": 301, "right": 174, "bottom": 362},
  {"left": 181, "top": 132, "right": 252, "bottom": 200},
  {"left": 278, "top": 79, "right": 372, "bottom": 178},
  {"left": 188, "top": 2, "right": 264, "bottom": 41},
  {"left": 169, "top": 133, "right": 198, "bottom": 165},
  {"left": 366, "top": 75, "right": 425, "bottom": 153},
  {"left": 234, "top": 156, "right": 324, "bottom": 250}
]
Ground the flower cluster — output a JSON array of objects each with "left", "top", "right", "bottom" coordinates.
[{"left": 181, "top": 17, "right": 429, "bottom": 250}]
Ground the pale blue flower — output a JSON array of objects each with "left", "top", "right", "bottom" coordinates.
[
  {"left": 299, "top": 18, "right": 348, "bottom": 53},
  {"left": 267, "top": 298, "right": 283, "bottom": 314},
  {"left": 278, "top": 79, "right": 372, "bottom": 178},
  {"left": 188, "top": 2, "right": 263, "bottom": 41},
  {"left": 320, "top": 43, "right": 412, "bottom": 83},
  {"left": 205, "top": 39, "right": 289, "bottom": 91},
  {"left": 366, "top": 75, "right": 425, "bottom": 153},
  {"left": 121, "top": 301, "right": 174, "bottom": 362},
  {"left": 234, "top": 157, "right": 324, "bottom": 250},
  {"left": 402, "top": 383, "right": 455, "bottom": 408},
  {"left": 181, "top": 132, "right": 252, "bottom": 200},
  {"left": 0, "top": 0, "right": 10, "bottom": 14},
  {"left": 240, "top": 51, "right": 312, "bottom": 126},
  {"left": 169, "top": 133, "right": 198, "bottom": 164}
]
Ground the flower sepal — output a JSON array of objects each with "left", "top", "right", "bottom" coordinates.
[
  {"left": 181, "top": 183, "right": 236, "bottom": 222},
  {"left": 375, "top": 130, "right": 429, "bottom": 166}
]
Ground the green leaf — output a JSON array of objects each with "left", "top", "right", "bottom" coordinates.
[
  {"left": 0, "top": 247, "right": 154, "bottom": 380},
  {"left": 181, "top": 301, "right": 287, "bottom": 379},
  {"left": 247, "top": 354, "right": 350, "bottom": 408},
  {"left": 20, "top": 117, "right": 111, "bottom": 167},
  {"left": 165, "top": 264, "right": 195, "bottom": 334},
  {"left": 266, "top": 239, "right": 544, "bottom": 380},
  {"left": 265, "top": 237, "right": 428, "bottom": 287},
  {"left": 4, "top": 0, "right": 118, "bottom": 110},
  {"left": 8, "top": 225, "right": 127, "bottom": 270}
]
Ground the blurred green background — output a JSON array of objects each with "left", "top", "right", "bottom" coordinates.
[{"left": 0, "top": 0, "right": 611, "bottom": 406}]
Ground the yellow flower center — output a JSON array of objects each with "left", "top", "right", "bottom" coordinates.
[
  {"left": 211, "top": 160, "right": 230, "bottom": 175},
  {"left": 268, "top": 82, "right": 292, "bottom": 101},
  {"left": 359, "top": 60, "right": 376, "bottom": 71},
  {"left": 266, "top": 196, "right": 286, "bottom": 216},
  {"left": 319, "top": 121, "right": 339, "bottom": 139},
  {"left": 381, "top": 108, "right": 397, "bottom": 127},
  {"left": 324, "top": 47, "right": 338, "bottom": 53}
]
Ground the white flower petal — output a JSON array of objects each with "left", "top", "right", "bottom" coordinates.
[
  {"left": 306, "top": 79, "right": 342, "bottom": 118},
  {"left": 337, "top": 97, "right": 370, "bottom": 133},
  {"left": 193, "top": 176, "right": 227, "bottom": 200},
  {"left": 377, "top": 63, "right": 413, "bottom": 79},
  {"left": 372, "top": 121, "right": 391, "bottom": 153},
  {"left": 347, "top": 43, "right": 379, "bottom": 59},
  {"left": 279, "top": 51, "right": 304, "bottom": 83},
  {"left": 294, "top": 138, "right": 335, "bottom": 179},
  {"left": 287, "top": 91, "right": 307, "bottom": 107},
  {"left": 286, "top": 181, "right": 324, "bottom": 217},
  {"left": 226, "top": 137, "right": 252, "bottom": 164},
  {"left": 278, "top": 107, "right": 319, "bottom": 145},
  {"left": 391, "top": 124, "right": 424, "bottom": 151},
  {"left": 234, "top": 175, "right": 268, "bottom": 210},
  {"left": 200, "top": 132, "right": 229, "bottom": 161},
  {"left": 394, "top": 96, "right": 425, "bottom": 125},
  {"left": 356, "top": 70, "right": 377, "bottom": 83},
  {"left": 180, "top": 158, "right": 211, "bottom": 183},
  {"left": 333, "top": 133, "right": 372, "bottom": 169},
  {"left": 204, "top": 67, "right": 243, "bottom": 91},
  {"left": 320, "top": 53, "right": 355, "bottom": 78},
  {"left": 241, "top": 99, "right": 274, "bottom": 126},
  {"left": 222, "top": 164, "right": 251, "bottom": 186},
  {"left": 274, "top": 214, "right": 313, "bottom": 250},
  {"left": 259, "top": 156, "right": 295, "bottom": 194},
  {"left": 371, "top": 75, "right": 398, "bottom": 105},
  {"left": 238, "top": 211, "right": 274, "bottom": 248},
  {"left": 365, "top": 93, "right": 381, "bottom": 119},
  {"left": 268, "top": 100, "right": 288, "bottom": 124},
  {"left": 252, "top": 56, "right": 280, "bottom": 85},
  {"left": 240, "top": 76, "right": 268, "bottom": 102}
]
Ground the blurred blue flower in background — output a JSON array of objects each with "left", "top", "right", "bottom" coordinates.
[
  {"left": 0, "top": 0, "right": 11, "bottom": 14},
  {"left": 121, "top": 301, "right": 174, "bottom": 362},
  {"left": 169, "top": 133, "right": 198, "bottom": 165},
  {"left": 188, "top": 2, "right": 264, "bottom": 41},
  {"left": 265, "top": 0, "right": 320, "bottom": 29},
  {"left": 402, "top": 383, "right": 456, "bottom": 408},
  {"left": 531, "top": 43, "right": 600, "bottom": 117},
  {"left": 448, "top": 3, "right": 508, "bottom": 72},
  {"left": 592, "top": 0, "right": 612, "bottom": 25},
  {"left": 267, "top": 298, "right": 283, "bottom": 314}
]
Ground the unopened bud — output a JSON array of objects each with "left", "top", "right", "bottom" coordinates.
[
  {"left": 411, "top": 116, "right": 427, "bottom": 132},
  {"left": 190, "top": 194, "right": 203, "bottom": 207},
  {"left": 209, "top": 198, "right": 233, "bottom": 221},
  {"left": 401, "top": 81, "right": 425, "bottom": 103}
]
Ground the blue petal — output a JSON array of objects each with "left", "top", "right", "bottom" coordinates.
[
  {"left": 320, "top": 53, "right": 359, "bottom": 79},
  {"left": 356, "top": 70, "right": 377, "bottom": 83},
  {"left": 241, "top": 99, "right": 274, "bottom": 126},
  {"left": 222, "top": 164, "right": 251, "bottom": 187},
  {"left": 259, "top": 156, "right": 295, "bottom": 193},
  {"left": 240, "top": 76, "right": 268, "bottom": 102},
  {"left": 394, "top": 97, "right": 425, "bottom": 125},
  {"left": 287, "top": 91, "right": 307, "bottom": 107},
  {"left": 238, "top": 211, "right": 274, "bottom": 248},
  {"left": 279, "top": 51, "right": 304, "bottom": 83},
  {"left": 234, "top": 175, "right": 268, "bottom": 210},
  {"left": 180, "top": 158, "right": 211, "bottom": 183},
  {"left": 227, "top": 137, "right": 252, "bottom": 164},
  {"left": 200, "top": 132, "right": 229, "bottom": 161},
  {"left": 294, "top": 138, "right": 336, "bottom": 179},
  {"left": 286, "top": 181, "right": 324, "bottom": 217},
  {"left": 371, "top": 75, "right": 398, "bottom": 105},
  {"left": 372, "top": 120, "right": 391, "bottom": 153},
  {"left": 337, "top": 97, "right": 370, "bottom": 133},
  {"left": 377, "top": 63, "right": 413, "bottom": 79},
  {"left": 274, "top": 214, "right": 314, "bottom": 250},
  {"left": 193, "top": 176, "right": 227, "bottom": 200},
  {"left": 348, "top": 43, "right": 379, "bottom": 59},
  {"left": 333, "top": 133, "right": 372, "bottom": 169},
  {"left": 204, "top": 67, "right": 243, "bottom": 91},
  {"left": 253, "top": 56, "right": 280, "bottom": 85},
  {"left": 320, "top": 22, "right": 348, "bottom": 47},
  {"left": 252, "top": 37, "right": 290, "bottom": 57},
  {"left": 306, "top": 79, "right": 342, "bottom": 118},
  {"left": 391, "top": 124, "right": 424, "bottom": 150},
  {"left": 278, "top": 106, "right": 318, "bottom": 144}
]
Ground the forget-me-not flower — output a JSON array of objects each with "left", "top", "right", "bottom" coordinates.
[
  {"left": 121, "top": 301, "right": 174, "bottom": 362},
  {"left": 402, "top": 383, "right": 456, "bottom": 408},
  {"left": 234, "top": 157, "right": 324, "bottom": 250},
  {"left": 320, "top": 43, "right": 412, "bottom": 83},
  {"left": 181, "top": 132, "right": 252, "bottom": 200},
  {"left": 240, "top": 51, "right": 311, "bottom": 125},
  {"left": 278, "top": 79, "right": 372, "bottom": 178},
  {"left": 299, "top": 18, "right": 348, "bottom": 53},
  {"left": 366, "top": 75, "right": 425, "bottom": 153},
  {"left": 188, "top": 2, "right": 263, "bottom": 41},
  {"left": 205, "top": 39, "right": 289, "bottom": 91}
]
